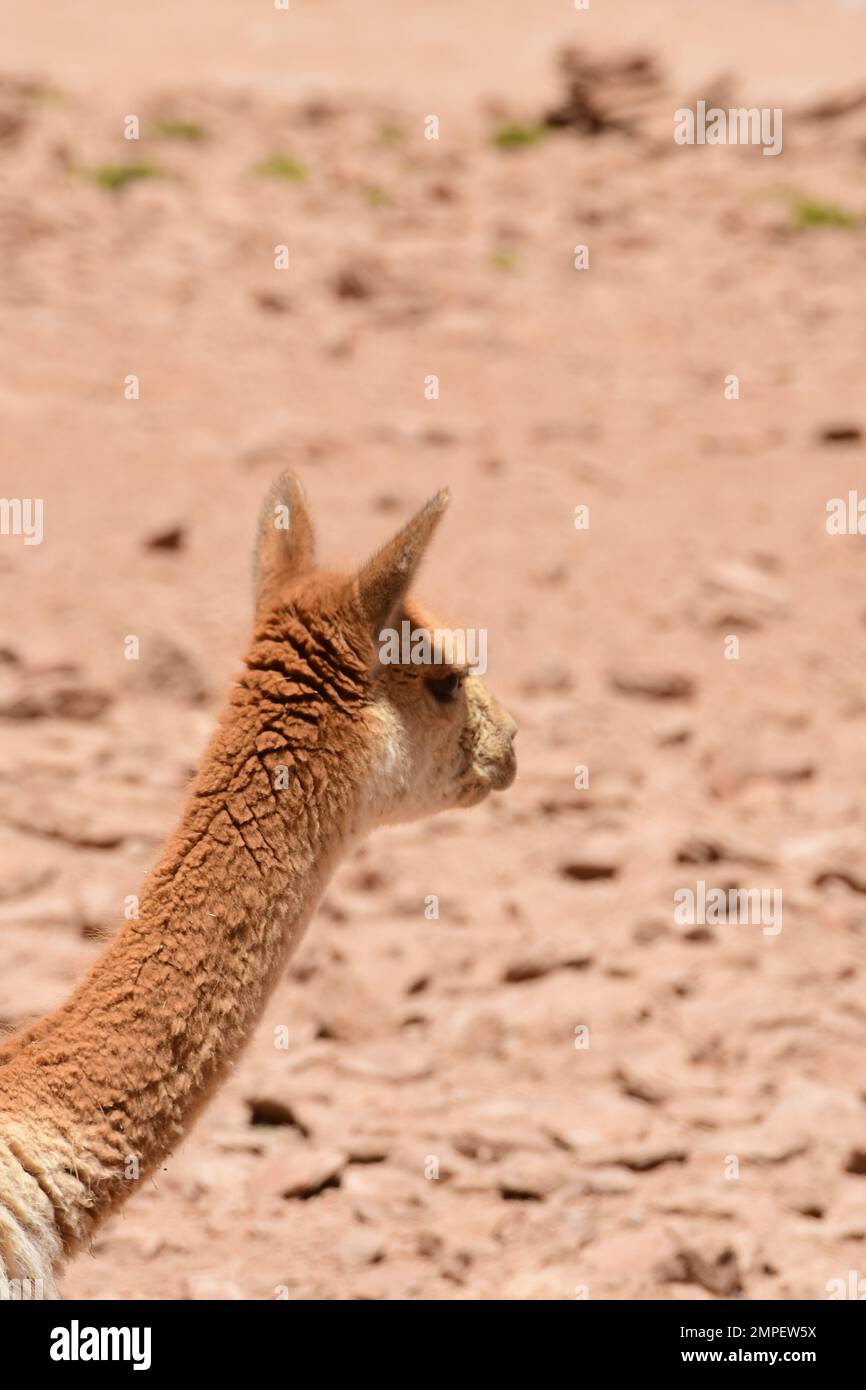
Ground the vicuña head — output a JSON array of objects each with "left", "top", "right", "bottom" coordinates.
[
  {"left": 254, "top": 473, "right": 516, "bottom": 827},
  {"left": 0, "top": 474, "right": 517, "bottom": 1298}
]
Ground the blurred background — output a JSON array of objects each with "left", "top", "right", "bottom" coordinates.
[{"left": 2, "top": 0, "right": 866, "bottom": 1298}]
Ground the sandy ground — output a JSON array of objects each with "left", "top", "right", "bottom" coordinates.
[{"left": 3, "top": 2, "right": 866, "bottom": 1299}]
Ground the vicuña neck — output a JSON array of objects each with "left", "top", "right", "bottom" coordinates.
[{"left": 0, "top": 676, "right": 354, "bottom": 1242}]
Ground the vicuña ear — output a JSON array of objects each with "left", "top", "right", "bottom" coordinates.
[
  {"left": 353, "top": 487, "right": 449, "bottom": 638},
  {"left": 253, "top": 471, "right": 315, "bottom": 606}
]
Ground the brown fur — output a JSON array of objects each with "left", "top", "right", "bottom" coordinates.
[{"left": 0, "top": 474, "right": 516, "bottom": 1297}]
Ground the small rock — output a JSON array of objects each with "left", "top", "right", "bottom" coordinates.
[
  {"left": 342, "top": 1163, "right": 421, "bottom": 1221},
  {"left": 581, "top": 1167, "right": 637, "bottom": 1196},
  {"left": 496, "top": 1153, "right": 570, "bottom": 1200},
  {"left": 333, "top": 261, "right": 380, "bottom": 300},
  {"left": 695, "top": 559, "right": 789, "bottom": 630},
  {"left": 77, "top": 880, "right": 124, "bottom": 936},
  {"left": 0, "top": 661, "right": 113, "bottom": 721},
  {"left": 0, "top": 890, "right": 81, "bottom": 932},
  {"left": 674, "top": 836, "right": 771, "bottom": 868},
  {"left": 0, "top": 840, "right": 56, "bottom": 901},
  {"left": 345, "top": 1135, "right": 390, "bottom": 1164},
  {"left": 657, "top": 1244, "right": 742, "bottom": 1297},
  {"left": 518, "top": 666, "right": 573, "bottom": 696},
  {"left": 253, "top": 291, "right": 289, "bottom": 314},
  {"left": 819, "top": 423, "right": 862, "bottom": 444},
  {"left": 337, "top": 1228, "right": 385, "bottom": 1268},
  {"left": 502, "top": 949, "right": 592, "bottom": 982},
  {"left": 5, "top": 800, "right": 127, "bottom": 849},
  {"left": 615, "top": 1064, "right": 669, "bottom": 1106},
  {"left": 246, "top": 1097, "right": 309, "bottom": 1133},
  {"left": 609, "top": 668, "right": 695, "bottom": 701},
  {"left": 143, "top": 524, "right": 186, "bottom": 552},
  {"left": 133, "top": 634, "right": 210, "bottom": 706},
  {"left": 416, "top": 1230, "right": 443, "bottom": 1259},
  {"left": 804, "top": 88, "right": 866, "bottom": 121},
  {"left": 272, "top": 1148, "right": 345, "bottom": 1200},
  {"left": 599, "top": 1142, "right": 688, "bottom": 1172},
  {"left": 134, "top": 1232, "right": 167, "bottom": 1260},
  {"left": 674, "top": 837, "right": 724, "bottom": 865},
  {"left": 633, "top": 918, "right": 668, "bottom": 945},
  {"left": 451, "top": 1128, "right": 525, "bottom": 1163},
  {"left": 447, "top": 1006, "right": 508, "bottom": 1055},
  {"left": 372, "top": 493, "right": 403, "bottom": 514},
  {"left": 545, "top": 46, "right": 664, "bottom": 137},
  {"left": 815, "top": 869, "right": 866, "bottom": 897},
  {"left": 560, "top": 859, "right": 618, "bottom": 883},
  {"left": 655, "top": 718, "right": 692, "bottom": 747},
  {"left": 347, "top": 866, "right": 387, "bottom": 892},
  {"left": 337, "top": 1044, "right": 434, "bottom": 1083},
  {"left": 309, "top": 965, "right": 394, "bottom": 1043}
]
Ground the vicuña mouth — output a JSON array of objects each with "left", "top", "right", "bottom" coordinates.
[
  {"left": 477, "top": 755, "right": 517, "bottom": 793},
  {"left": 491, "top": 763, "right": 517, "bottom": 792},
  {"left": 457, "top": 779, "right": 491, "bottom": 808}
]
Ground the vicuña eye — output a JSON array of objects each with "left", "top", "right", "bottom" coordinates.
[{"left": 426, "top": 673, "right": 462, "bottom": 704}]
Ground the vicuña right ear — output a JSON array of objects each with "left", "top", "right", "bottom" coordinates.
[
  {"left": 253, "top": 472, "right": 315, "bottom": 607},
  {"left": 352, "top": 487, "right": 449, "bottom": 639}
]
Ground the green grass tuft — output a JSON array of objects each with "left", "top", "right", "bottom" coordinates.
[
  {"left": 793, "top": 197, "right": 858, "bottom": 230},
  {"left": 378, "top": 121, "right": 404, "bottom": 145},
  {"left": 254, "top": 154, "right": 307, "bottom": 182},
  {"left": 30, "top": 85, "right": 67, "bottom": 106},
  {"left": 79, "top": 162, "right": 163, "bottom": 191},
  {"left": 156, "top": 118, "right": 207, "bottom": 142},
  {"left": 492, "top": 122, "right": 548, "bottom": 151}
]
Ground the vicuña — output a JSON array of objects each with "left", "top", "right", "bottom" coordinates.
[{"left": 0, "top": 473, "right": 517, "bottom": 1297}]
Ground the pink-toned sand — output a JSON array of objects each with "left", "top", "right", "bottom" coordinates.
[{"left": 2, "top": 1, "right": 866, "bottom": 1299}]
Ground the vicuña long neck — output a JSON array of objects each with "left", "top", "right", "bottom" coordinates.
[{"left": 0, "top": 677, "right": 355, "bottom": 1251}]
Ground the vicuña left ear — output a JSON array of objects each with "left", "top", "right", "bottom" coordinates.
[
  {"left": 353, "top": 487, "right": 449, "bottom": 638},
  {"left": 253, "top": 471, "right": 315, "bottom": 607}
]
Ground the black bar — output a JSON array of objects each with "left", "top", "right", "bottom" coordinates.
[{"left": 1, "top": 1297, "right": 858, "bottom": 1374}]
